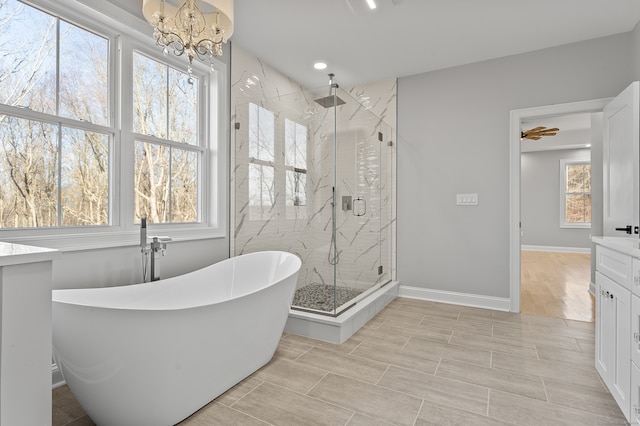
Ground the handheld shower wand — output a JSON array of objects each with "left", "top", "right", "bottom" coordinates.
[{"left": 140, "top": 217, "right": 147, "bottom": 250}]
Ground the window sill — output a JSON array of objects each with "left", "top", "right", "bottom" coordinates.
[
  {"left": 0, "top": 226, "right": 226, "bottom": 252},
  {"left": 560, "top": 223, "right": 591, "bottom": 229}
]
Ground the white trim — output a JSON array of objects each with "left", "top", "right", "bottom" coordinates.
[
  {"left": 398, "top": 285, "right": 510, "bottom": 312},
  {"left": 510, "top": 98, "right": 611, "bottom": 313},
  {"left": 589, "top": 281, "right": 596, "bottom": 296},
  {"left": 51, "top": 363, "right": 65, "bottom": 389},
  {"left": 521, "top": 245, "right": 591, "bottom": 254},
  {"left": 0, "top": 227, "right": 225, "bottom": 252}
]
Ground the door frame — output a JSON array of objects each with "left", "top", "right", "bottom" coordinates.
[{"left": 509, "top": 98, "right": 612, "bottom": 312}]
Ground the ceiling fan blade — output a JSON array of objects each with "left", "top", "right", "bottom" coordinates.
[{"left": 522, "top": 126, "right": 560, "bottom": 140}]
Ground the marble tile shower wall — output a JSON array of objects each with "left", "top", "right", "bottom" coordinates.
[{"left": 231, "top": 45, "right": 397, "bottom": 297}]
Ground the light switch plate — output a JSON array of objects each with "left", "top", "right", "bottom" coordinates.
[{"left": 456, "top": 193, "right": 478, "bottom": 206}]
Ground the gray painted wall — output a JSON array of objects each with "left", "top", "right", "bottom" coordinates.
[
  {"left": 634, "top": 22, "right": 640, "bottom": 80},
  {"left": 397, "top": 33, "right": 633, "bottom": 298},
  {"left": 521, "top": 148, "right": 591, "bottom": 249}
]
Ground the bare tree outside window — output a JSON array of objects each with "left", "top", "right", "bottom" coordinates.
[
  {"left": 285, "top": 118, "right": 307, "bottom": 219},
  {"left": 248, "top": 103, "right": 275, "bottom": 220},
  {"left": 0, "top": 0, "right": 109, "bottom": 228},
  {"left": 133, "top": 51, "right": 200, "bottom": 224},
  {"left": 562, "top": 160, "right": 591, "bottom": 227}
]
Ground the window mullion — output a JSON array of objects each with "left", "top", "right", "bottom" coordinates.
[
  {"left": 55, "top": 17, "right": 60, "bottom": 117},
  {"left": 57, "top": 125, "right": 63, "bottom": 226}
]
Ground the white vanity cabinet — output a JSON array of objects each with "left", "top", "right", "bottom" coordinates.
[
  {"left": 633, "top": 257, "right": 640, "bottom": 424},
  {"left": 594, "top": 241, "right": 634, "bottom": 423},
  {"left": 633, "top": 294, "right": 640, "bottom": 424}
]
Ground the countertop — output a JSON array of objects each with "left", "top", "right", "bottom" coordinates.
[
  {"left": 592, "top": 236, "right": 640, "bottom": 257},
  {"left": 0, "top": 241, "right": 59, "bottom": 267}
]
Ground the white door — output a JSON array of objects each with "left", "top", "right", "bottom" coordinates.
[{"left": 603, "top": 81, "right": 640, "bottom": 237}]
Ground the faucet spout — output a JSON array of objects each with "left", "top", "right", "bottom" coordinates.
[{"left": 149, "top": 236, "right": 172, "bottom": 281}]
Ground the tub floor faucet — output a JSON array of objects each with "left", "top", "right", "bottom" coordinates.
[
  {"left": 140, "top": 217, "right": 171, "bottom": 282},
  {"left": 149, "top": 236, "right": 171, "bottom": 281}
]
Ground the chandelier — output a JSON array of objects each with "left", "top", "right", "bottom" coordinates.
[{"left": 142, "top": 0, "right": 234, "bottom": 76}]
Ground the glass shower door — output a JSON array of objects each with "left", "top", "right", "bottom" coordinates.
[{"left": 333, "top": 88, "right": 389, "bottom": 312}]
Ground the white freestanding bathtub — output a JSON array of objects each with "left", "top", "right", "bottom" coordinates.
[{"left": 52, "top": 251, "right": 301, "bottom": 426}]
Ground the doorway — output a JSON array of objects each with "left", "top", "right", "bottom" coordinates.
[
  {"left": 509, "top": 98, "right": 612, "bottom": 315},
  {"left": 520, "top": 113, "right": 594, "bottom": 321}
]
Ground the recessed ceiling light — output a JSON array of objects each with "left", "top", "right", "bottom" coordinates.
[
  {"left": 366, "top": 0, "right": 377, "bottom": 9},
  {"left": 314, "top": 62, "right": 327, "bottom": 70}
]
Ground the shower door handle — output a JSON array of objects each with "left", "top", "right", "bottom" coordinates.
[{"left": 353, "top": 197, "right": 366, "bottom": 217}]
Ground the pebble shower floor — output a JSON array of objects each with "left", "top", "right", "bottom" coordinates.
[{"left": 291, "top": 284, "right": 364, "bottom": 312}]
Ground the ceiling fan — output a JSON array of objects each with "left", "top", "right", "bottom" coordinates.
[{"left": 521, "top": 126, "right": 559, "bottom": 140}]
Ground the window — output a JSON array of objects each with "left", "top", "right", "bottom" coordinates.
[
  {"left": 248, "top": 103, "right": 275, "bottom": 220},
  {"left": 285, "top": 118, "right": 307, "bottom": 218},
  {"left": 0, "top": 0, "right": 225, "bottom": 247},
  {"left": 132, "top": 52, "right": 202, "bottom": 224},
  {"left": 0, "top": 0, "right": 110, "bottom": 228},
  {"left": 560, "top": 159, "right": 591, "bottom": 228}
]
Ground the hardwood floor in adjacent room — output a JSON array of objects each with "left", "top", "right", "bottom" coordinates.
[{"left": 521, "top": 250, "right": 594, "bottom": 322}]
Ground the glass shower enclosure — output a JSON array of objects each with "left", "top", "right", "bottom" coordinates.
[{"left": 232, "top": 83, "right": 394, "bottom": 316}]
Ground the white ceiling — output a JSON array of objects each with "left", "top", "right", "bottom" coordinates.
[{"left": 108, "top": 0, "right": 640, "bottom": 88}]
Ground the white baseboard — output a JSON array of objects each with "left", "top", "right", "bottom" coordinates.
[
  {"left": 521, "top": 245, "right": 590, "bottom": 254},
  {"left": 589, "top": 281, "right": 595, "bottom": 296},
  {"left": 398, "top": 285, "right": 511, "bottom": 312},
  {"left": 52, "top": 363, "right": 65, "bottom": 389}
]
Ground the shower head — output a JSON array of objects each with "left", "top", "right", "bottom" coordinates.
[
  {"left": 314, "top": 72, "right": 346, "bottom": 108},
  {"left": 313, "top": 95, "right": 346, "bottom": 108}
]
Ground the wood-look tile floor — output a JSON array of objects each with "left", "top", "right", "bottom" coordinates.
[
  {"left": 521, "top": 250, "right": 594, "bottom": 322},
  {"left": 53, "top": 298, "right": 628, "bottom": 426}
]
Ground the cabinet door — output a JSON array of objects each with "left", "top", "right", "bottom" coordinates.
[
  {"left": 603, "top": 81, "right": 639, "bottom": 237},
  {"left": 634, "top": 295, "right": 640, "bottom": 369},
  {"left": 632, "top": 362, "right": 640, "bottom": 425},
  {"left": 596, "top": 272, "right": 616, "bottom": 380},
  {"left": 634, "top": 257, "right": 640, "bottom": 297},
  {"left": 596, "top": 271, "right": 632, "bottom": 421}
]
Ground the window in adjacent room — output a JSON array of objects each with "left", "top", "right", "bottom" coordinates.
[{"left": 560, "top": 159, "right": 591, "bottom": 228}]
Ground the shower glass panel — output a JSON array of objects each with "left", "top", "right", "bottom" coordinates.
[{"left": 232, "top": 84, "right": 394, "bottom": 316}]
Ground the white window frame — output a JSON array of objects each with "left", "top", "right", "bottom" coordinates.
[
  {"left": 559, "top": 158, "right": 591, "bottom": 229},
  {"left": 0, "top": 0, "right": 228, "bottom": 250}
]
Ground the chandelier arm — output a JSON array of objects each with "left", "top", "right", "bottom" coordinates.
[{"left": 155, "top": 31, "right": 187, "bottom": 54}]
